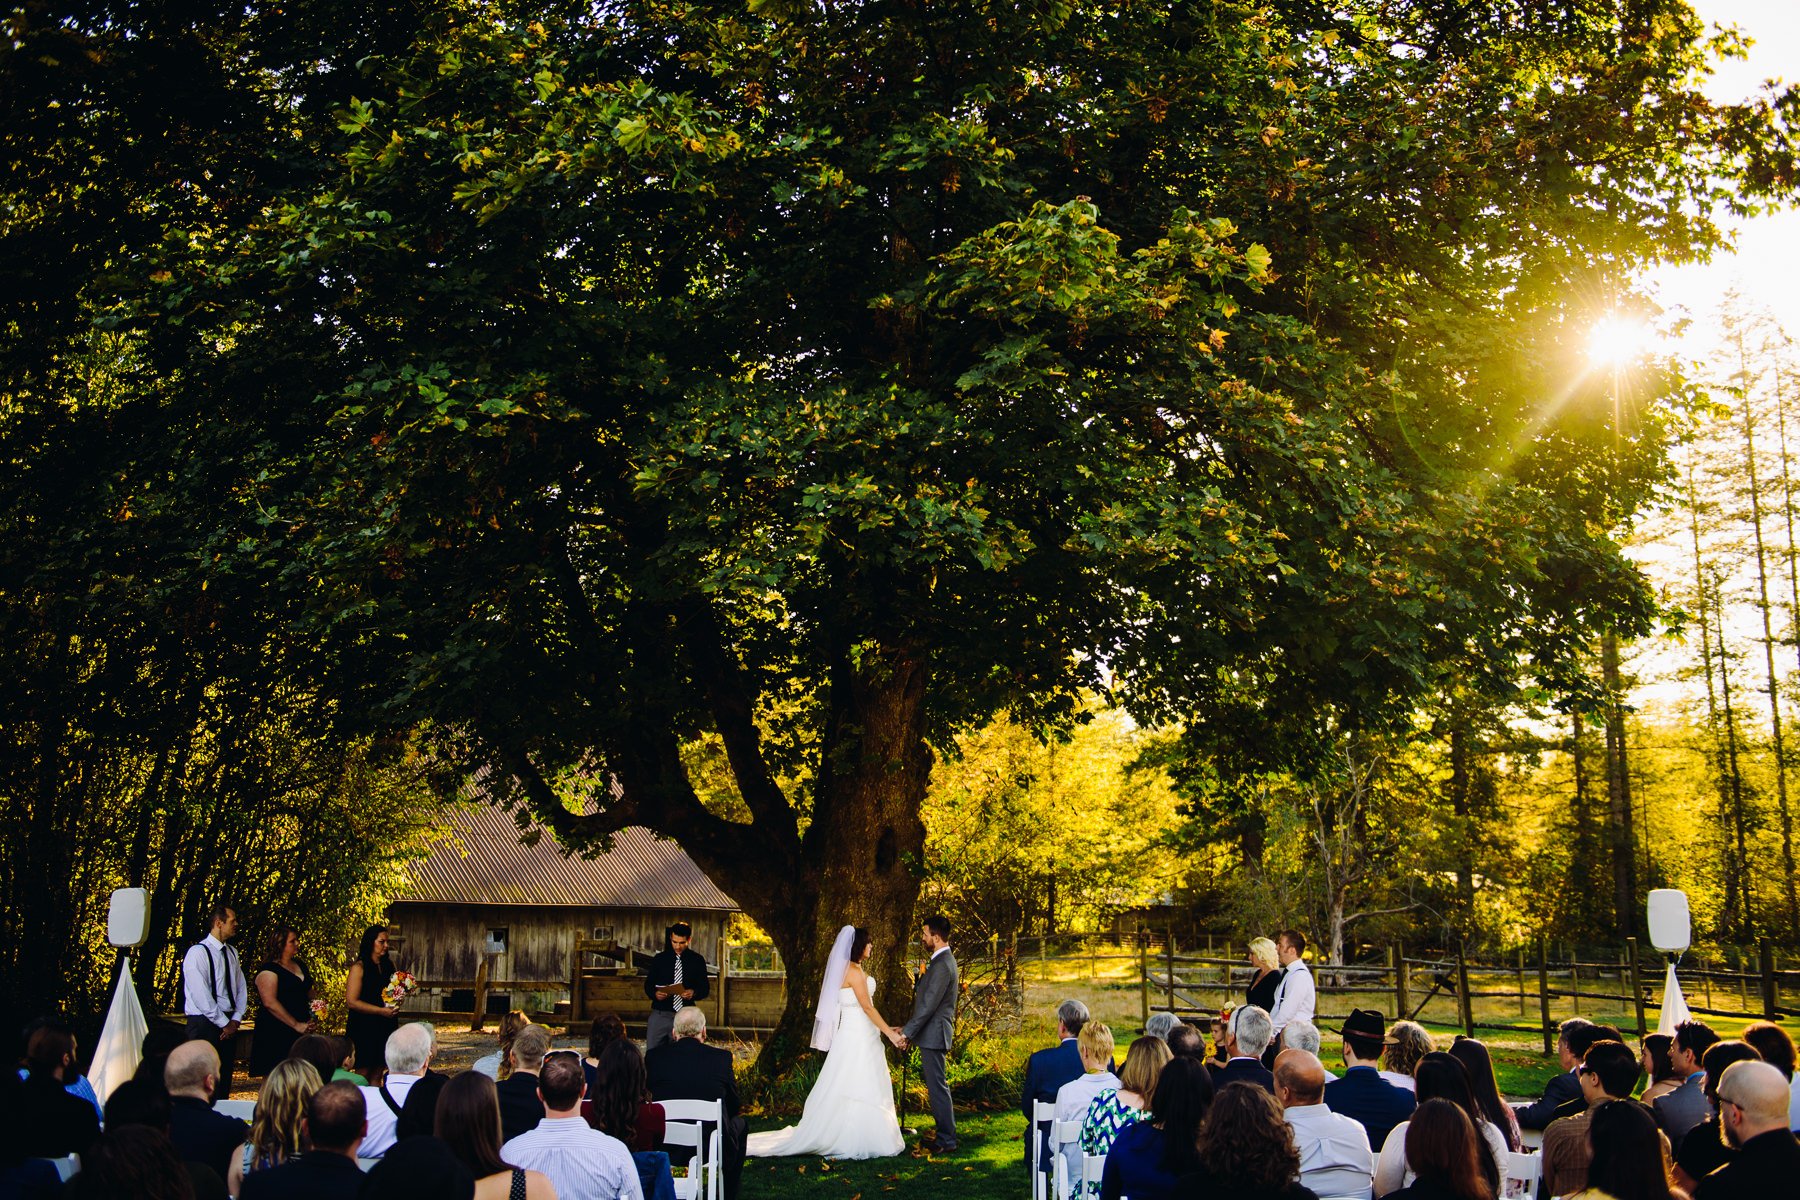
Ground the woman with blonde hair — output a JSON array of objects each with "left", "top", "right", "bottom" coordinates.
[
  {"left": 472, "top": 1010, "right": 532, "bottom": 1081},
  {"left": 1382, "top": 1020, "right": 1433, "bottom": 1090},
  {"left": 1055, "top": 1023, "right": 1120, "bottom": 1185},
  {"left": 1079, "top": 1035, "right": 1172, "bottom": 1197},
  {"left": 227, "top": 1058, "right": 322, "bottom": 1195},
  {"left": 1246, "top": 938, "right": 1283, "bottom": 1013}
]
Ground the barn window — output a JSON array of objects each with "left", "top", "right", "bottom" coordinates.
[
  {"left": 485, "top": 927, "right": 508, "bottom": 954},
  {"left": 592, "top": 924, "right": 614, "bottom": 942}
]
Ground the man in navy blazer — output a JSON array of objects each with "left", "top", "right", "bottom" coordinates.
[
  {"left": 1323, "top": 1010, "right": 1415, "bottom": 1156},
  {"left": 1513, "top": 1018, "right": 1595, "bottom": 1130},
  {"left": 1208, "top": 1004, "right": 1277, "bottom": 1094},
  {"left": 1021, "top": 999, "right": 1091, "bottom": 1167}
]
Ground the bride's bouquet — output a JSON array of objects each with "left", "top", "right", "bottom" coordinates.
[{"left": 381, "top": 970, "right": 418, "bottom": 1008}]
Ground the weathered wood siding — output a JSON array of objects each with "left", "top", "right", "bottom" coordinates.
[{"left": 581, "top": 974, "right": 786, "bottom": 1028}]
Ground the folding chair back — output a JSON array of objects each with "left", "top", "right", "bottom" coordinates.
[
  {"left": 1032, "top": 1100, "right": 1055, "bottom": 1200},
  {"left": 1503, "top": 1150, "right": 1542, "bottom": 1200}
]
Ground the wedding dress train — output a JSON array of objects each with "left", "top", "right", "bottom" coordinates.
[{"left": 746, "top": 980, "right": 905, "bottom": 1159}]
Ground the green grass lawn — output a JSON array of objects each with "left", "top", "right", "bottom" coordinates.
[{"left": 739, "top": 1111, "right": 1028, "bottom": 1200}]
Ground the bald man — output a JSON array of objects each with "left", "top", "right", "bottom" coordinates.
[
  {"left": 165, "top": 1040, "right": 249, "bottom": 1179},
  {"left": 1695, "top": 1060, "right": 1800, "bottom": 1197},
  {"left": 1276, "top": 1048, "right": 1373, "bottom": 1199}
]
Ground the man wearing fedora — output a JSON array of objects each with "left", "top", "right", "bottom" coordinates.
[{"left": 1323, "top": 1010, "right": 1415, "bottom": 1155}]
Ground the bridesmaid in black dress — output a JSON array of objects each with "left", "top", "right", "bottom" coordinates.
[
  {"left": 248, "top": 926, "right": 317, "bottom": 1077},
  {"left": 345, "top": 925, "right": 400, "bottom": 1080},
  {"left": 1245, "top": 936, "right": 1283, "bottom": 1013}
]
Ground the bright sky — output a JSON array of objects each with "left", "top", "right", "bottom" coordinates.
[{"left": 1644, "top": 0, "right": 1800, "bottom": 339}]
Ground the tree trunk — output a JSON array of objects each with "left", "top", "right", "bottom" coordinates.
[
  {"left": 1601, "top": 631, "right": 1636, "bottom": 939},
  {"left": 1686, "top": 450, "right": 1743, "bottom": 939},
  {"left": 1713, "top": 576, "right": 1755, "bottom": 942},
  {"left": 1448, "top": 710, "right": 1475, "bottom": 923}
]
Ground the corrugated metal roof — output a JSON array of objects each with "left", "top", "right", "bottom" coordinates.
[{"left": 400, "top": 804, "right": 740, "bottom": 911}]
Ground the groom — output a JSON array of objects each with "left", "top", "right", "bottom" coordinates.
[{"left": 898, "top": 914, "right": 959, "bottom": 1153}]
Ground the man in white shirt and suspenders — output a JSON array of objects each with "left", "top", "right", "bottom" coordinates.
[{"left": 181, "top": 903, "right": 248, "bottom": 1102}]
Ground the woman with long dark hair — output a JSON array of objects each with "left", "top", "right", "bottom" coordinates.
[
  {"left": 248, "top": 926, "right": 316, "bottom": 1077},
  {"left": 1180, "top": 1081, "right": 1315, "bottom": 1199},
  {"left": 344, "top": 924, "right": 400, "bottom": 1080},
  {"left": 1448, "top": 1037, "right": 1522, "bottom": 1151},
  {"left": 1579, "top": 1100, "right": 1681, "bottom": 1200},
  {"left": 585, "top": 1037, "right": 666, "bottom": 1152},
  {"left": 582, "top": 1010, "right": 627, "bottom": 1096},
  {"left": 1100, "top": 1054, "right": 1213, "bottom": 1200},
  {"left": 1375, "top": 1053, "right": 1504, "bottom": 1196},
  {"left": 1383, "top": 1100, "right": 1492, "bottom": 1200},
  {"left": 435, "top": 1071, "right": 557, "bottom": 1200},
  {"left": 1639, "top": 1034, "right": 1681, "bottom": 1106}
]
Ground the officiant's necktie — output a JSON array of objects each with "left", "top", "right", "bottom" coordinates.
[{"left": 672, "top": 953, "right": 684, "bottom": 1011}]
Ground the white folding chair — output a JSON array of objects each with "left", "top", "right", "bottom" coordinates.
[
  {"left": 1052, "top": 1120, "right": 1082, "bottom": 1200},
  {"left": 1503, "top": 1150, "right": 1541, "bottom": 1200},
  {"left": 662, "top": 1098, "right": 724, "bottom": 1200},
  {"left": 1031, "top": 1100, "right": 1055, "bottom": 1200},
  {"left": 1081, "top": 1153, "right": 1106, "bottom": 1199},
  {"left": 212, "top": 1098, "right": 256, "bottom": 1121},
  {"left": 34, "top": 1156, "right": 80, "bottom": 1182},
  {"left": 357, "top": 1158, "right": 379, "bottom": 1172}
]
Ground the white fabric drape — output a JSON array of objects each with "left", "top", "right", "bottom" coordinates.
[
  {"left": 811, "top": 925, "right": 857, "bottom": 1051},
  {"left": 1657, "top": 962, "right": 1692, "bottom": 1034},
  {"left": 91, "top": 958, "right": 149, "bottom": 1104}
]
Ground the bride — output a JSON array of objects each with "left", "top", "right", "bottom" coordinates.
[{"left": 746, "top": 925, "right": 906, "bottom": 1159}]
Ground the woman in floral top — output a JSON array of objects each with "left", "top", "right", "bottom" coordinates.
[{"left": 1078, "top": 1035, "right": 1172, "bottom": 1197}]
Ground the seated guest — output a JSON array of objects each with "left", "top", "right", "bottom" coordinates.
[
  {"left": 1448, "top": 1037, "right": 1521, "bottom": 1152},
  {"left": 1381, "top": 1021, "right": 1432, "bottom": 1092},
  {"left": 1584, "top": 1099, "right": 1686, "bottom": 1200},
  {"left": 396, "top": 1022, "right": 453, "bottom": 1142},
  {"left": 1738, "top": 1021, "right": 1800, "bottom": 1133},
  {"left": 584, "top": 1011, "right": 629, "bottom": 1094},
  {"left": 16, "top": 1017, "right": 103, "bottom": 1121},
  {"left": 1653, "top": 1019, "right": 1719, "bottom": 1154},
  {"left": 286, "top": 1033, "right": 340, "bottom": 1086},
  {"left": 645, "top": 1010, "right": 744, "bottom": 1200},
  {"left": 16, "top": 1027, "right": 99, "bottom": 1158},
  {"left": 360, "top": 1022, "right": 434, "bottom": 1157},
  {"left": 1145, "top": 1012, "right": 1182, "bottom": 1043},
  {"left": 1324, "top": 1010, "right": 1416, "bottom": 1155},
  {"left": 1381, "top": 1099, "right": 1492, "bottom": 1200},
  {"left": 0, "top": 1068, "right": 60, "bottom": 1198},
  {"left": 134, "top": 1022, "right": 190, "bottom": 1087},
  {"left": 585, "top": 1037, "right": 667, "bottom": 1154},
  {"left": 166, "top": 1039, "right": 249, "bottom": 1179},
  {"left": 1057, "top": 1022, "right": 1122, "bottom": 1181},
  {"left": 1374, "top": 1052, "right": 1504, "bottom": 1197},
  {"left": 504, "top": 1051, "right": 643, "bottom": 1200},
  {"left": 328, "top": 1035, "right": 365, "bottom": 1085},
  {"left": 436, "top": 1070, "right": 558, "bottom": 1200},
  {"left": 1100, "top": 1055, "right": 1212, "bottom": 1200},
  {"left": 1276, "top": 1048, "right": 1371, "bottom": 1199},
  {"left": 1178, "top": 1080, "right": 1319, "bottom": 1200},
  {"left": 238, "top": 1081, "right": 369, "bottom": 1200},
  {"left": 1281, "top": 1021, "right": 1337, "bottom": 1084},
  {"left": 1695, "top": 1060, "right": 1800, "bottom": 1197},
  {"left": 1545, "top": 1025, "right": 1628, "bottom": 1127},
  {"left": 1638, "top": 1034, "right": 1680, "bottom": 1107},
  {"left": 358, "top": 1134, "right": 476, "bottom": 1200},
  {"left": 1540, "top": 1040, "right": 1641, "bottom": 1197},
  {"left": 227, "top": 1058, "right": 321, "bottom": 1195},
  {"left": 1513, "top": 1017, "right": 1593, "bottom": 1131},
  {"left": 1165, "top": 1024, "right": 1206, "bottom": 1059},
  {"left": 66, "top": 1125, "right": 196, "bottom": 1200},
  {"left": 102, "top": 1077, "right": 227, "bottom": 1200},
  {"left": 1211, "top": 1004, "right": 1276, "bottom": 1094},
  {"left": 1672, "top": 1040, "right": 1764, "bottom": 1191},
  {"left": 1076, "top": 1035, "right": 1169, "bottom": 1196},
  {"left": 473, "top": 1010, "right": 532, "bottom": 1080},
  {"left": 498, "top": 1023, "right": 553, "bottom": 1144},
  {"left": 1024, "top": 999, "right": 1093, "bottom": 1168}
]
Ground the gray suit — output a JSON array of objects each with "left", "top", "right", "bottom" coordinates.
[
  {"left": 1652, "top": 1075, "right": 1712, "bottom": 1153},
  {"left": 902, "top": 948, "right": 959, "bottom": 1149}
]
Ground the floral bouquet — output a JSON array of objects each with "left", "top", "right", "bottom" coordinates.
[
  {"left": 381, "top": 970, "right": 418, "bottom": 1008},
  {"left": 309, "top": 999, "right": 327, "bottom": 1016}
]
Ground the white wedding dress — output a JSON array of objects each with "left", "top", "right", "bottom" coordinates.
[{"left": 746, "top": 980, "right": 905, "bottom": 1159}]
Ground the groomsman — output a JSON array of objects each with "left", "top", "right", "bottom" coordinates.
[
  {"left": 181, "top": 903, "right": 247, "bottom": 1102},
  {"left": 645, "top": 922, "right": 711, "bottom": 1050}
]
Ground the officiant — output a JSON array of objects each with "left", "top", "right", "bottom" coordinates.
[{"left": 644, "top": 921, "right": 711, "bottom": 1049}]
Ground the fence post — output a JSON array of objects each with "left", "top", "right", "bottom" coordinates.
[
  {"left": 719, "top": 936, "right": 731, "bottom": 1029},
  {"left": 1626, "top": 937, "right": 1646, "bottom": 1040},
  {"left": 1760, "top": 938, "right": 1778, "bottom": 1019},
  {"left": 1040, "top": 931, "right": 1048, "bottom": 984},
  {"left": 471, "top": 958, "right": 490, "bottom": 1033},
  {"left": 1517, "top": 945, "right": 1526, "bottom": 1017},
  {"left": 1738, "top": 946, "right": 1750, "bottom": 1010},
  {"left": 1140, "top": 935, "right": 1150, "bottom": 1025},
  {"left": 1456, "top": 940, "right": 1474, "bottom": 1038},
  {"left": 1394, "top": 941, "right": 1409, "bottom": 1019},
  {"left": 1386, "top": 946, "right": 1400, "bottom": 1019},
  {"left": 1091, "top": 937, "right": 1098, "bottom": 984},
  {"left": 1537, "top": 936, "right": 1552, "bottom": 1056},
  {"left": 1166, "top": 929, "right": 1176, "bottom": 1012},
  {"left": 1571, "top": 953, "right": 1580, "bottom": 1016}
]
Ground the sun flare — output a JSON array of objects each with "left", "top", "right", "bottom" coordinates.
[{"left": 1588, "top": 315, "right": 1650, "bottom": 366}]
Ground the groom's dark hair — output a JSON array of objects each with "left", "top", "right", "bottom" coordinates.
[{"left": 924, "top": 914, "right": 951, "bottom": 941}]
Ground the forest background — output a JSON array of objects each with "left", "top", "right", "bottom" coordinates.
[{"left": 4, "top": 0, "right": 1800, "bottom": 1065}]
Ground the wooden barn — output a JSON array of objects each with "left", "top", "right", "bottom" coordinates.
[{"left": 386, "top": 804, "right": 784, "bottom": 1029}]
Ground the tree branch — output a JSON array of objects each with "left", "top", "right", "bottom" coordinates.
[{"left": 1345, "top": 903, "right": 1420, "bottom": 926}]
